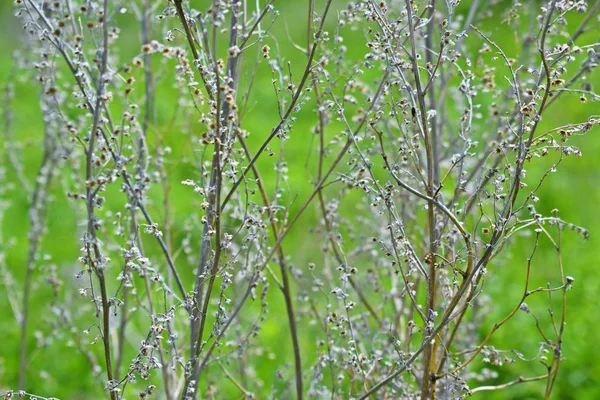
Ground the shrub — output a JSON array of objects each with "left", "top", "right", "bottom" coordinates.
[{"left": 2, "top": 0, "right": 599, "bottom": 399}]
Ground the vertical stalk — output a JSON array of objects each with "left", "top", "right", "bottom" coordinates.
[
  {"left": 18, "top": 130, "right": 54, "bottom": 390},
  {"left": 404, "top": 0, "right": 438, "bottom": 397},
  {"left": 85, "top": 1, "right": 116, "bottom": 398}
]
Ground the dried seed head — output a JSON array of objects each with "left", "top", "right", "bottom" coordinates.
[{"left": 262, "top": 45, "right": 270, "bottom": 59}]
